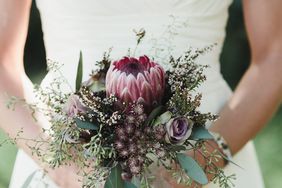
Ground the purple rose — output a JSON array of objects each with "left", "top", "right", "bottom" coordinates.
[
  {"left": 64, "top": 94, "right": 87, "bottom": 118},
  {"left": 165, "top": 117, "right": 193, "bottom": 144}
]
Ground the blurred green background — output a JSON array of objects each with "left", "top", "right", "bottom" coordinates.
[{"left": 0, "top": 0, "right": 281, "bottom": 187}]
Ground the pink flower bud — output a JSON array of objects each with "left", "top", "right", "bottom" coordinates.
[{"left": 64, "top": 94, "right": 87, "bottom": 118}]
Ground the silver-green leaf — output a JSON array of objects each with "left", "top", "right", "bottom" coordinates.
[
  {"left": 190, "top": 126, "right": 213, "bottom": 140},
  {"left": 75, "top": 51, "right": 83, "bottom": 91},
  {"left": 75, "top": 118, "right": 98, "bottom": 130},
  {"left": 153, "top": 111, "right": 172, "bottom": 126},
  {"left": 124, "top": 181, "right": 138, "bottom": 188},
  {"left": 177, "top": 153, "right": 208, "bottom": 185},
  {"left": 104, "top": 165, "right": 123, "bottom": 188},
  {"left": 131, "top": 177, "right": 141, "bottom": 188},
  {"left": 145, "top": 105, "right": 164, "bottom": 125}
]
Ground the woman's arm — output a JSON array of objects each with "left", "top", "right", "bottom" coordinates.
[
  {"left": 211, "top": 0, "right": 282, "bottom": 154},
  {"left": 159, "top": 0, "right": 282, "bottom": 187},
  {"left": 0, "top": 0, "right": 35, "bottom": 153},
  {"left": 0, "top": 1, "right": 80, "bottom": 187}
]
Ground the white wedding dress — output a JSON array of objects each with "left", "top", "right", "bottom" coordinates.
[{"left": 10, "top": 0, "right": 265, "bottom": 187}]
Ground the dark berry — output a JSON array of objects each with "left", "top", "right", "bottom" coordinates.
[{"left": 121, "top": 172, "right": 132, "bottom": 181}]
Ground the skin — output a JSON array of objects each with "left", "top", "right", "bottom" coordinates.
[{"left": 0, "top": 0, "right": 281, "bottom": 187}]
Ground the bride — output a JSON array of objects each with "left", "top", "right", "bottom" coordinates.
[{"left": 1, "top": 0, "right": 281, "bottom": 187}]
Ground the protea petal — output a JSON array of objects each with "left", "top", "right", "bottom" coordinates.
[
  {"left": 117, "top": 72, "right": 127, "bottom": 95},
  {"left": 141, "top": 81, "right": 153, "bottom": 105},
  {"left": 120, "top": 88, "right": 131, "bottom": 103},
  {"left": 149, "top": 68, "right": 160, "bottom": 92},
  {"left": 127, "top": 74, "right": 139, "bottom": 101},
  {"left": 109, "top": 70, "right": 121, "bottom": 94}
]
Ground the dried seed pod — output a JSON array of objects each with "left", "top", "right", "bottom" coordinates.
[
  {"left": 154, "top": 125, "right": 166, "bottom": 140},
  {"left": 119, "top": 149, "right": 129, "bottom": 158},
  {"left": 125, "top": 124, "right": 135, "bottom": 135},
  {"left": 126, "top": 115, "right": 135, "bottom": 124},
  {"left": 121, "top": 172, "right": 132, "bottom": 181},
  {"left": 114, "top": 140, "right": 125, "bottom": 150},
  {"left": 128, "top": 138, "right": 135, "bottom": 143},
  {"left": 116, "top": 127, "right": 126, "bottom": 137},
  {"left": 128, "top": 157, "right": 139, "bottom": 166},
  {"left": 137, "top": 114, "right": 147, "bottom": 122},
  {"left": 139, "top": 147, "right": 146, "bottom": 155},
  {"left": 128, "top": 143, "right": 137, "bottom": 154},
  {"left": 137, "top": 155, "right": 144, "bottom": 164},
  {"left": 133, "top": 103, "right": 144, "bottom": 115},
  {"left": 144, "top": 127, "right": 151, "bottom": 135},
  {"left": 130, "top": 164, "right": 141, "bottom": 175},
  {"left": 134, "top": 130, "right": 142, "bottom": 138}
]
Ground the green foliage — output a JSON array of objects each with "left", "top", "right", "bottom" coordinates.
[
  {"left": 145, "top": 105, "right": 164, "bottom": 125},
  {"left": 177, "top": 153, "right": 208, "bottom": 185},
  {"left": 153, "top": 111, "right": 172, "bottom": 126},
  {"left": 104, "top": 165, "right": 123, "bottom": 188},
  {"left": 124, "top": 181, "right": 138, "bottom": 188},
  {"left": 76, "top": 51, "right": 83, "bottom": 91},
  {"left": 190, "top": 126, "right": 214, "bottom": 140},
  {"left": 75, "top": 118, "right": 99, "bottom": 130}
]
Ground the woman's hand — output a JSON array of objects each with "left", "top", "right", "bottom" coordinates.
[
  {"left": 152, "top": 140, "right": 224, "bottom": 188},
  {"left": 47, "top": 164, "right": 82, "bottom": 188}
]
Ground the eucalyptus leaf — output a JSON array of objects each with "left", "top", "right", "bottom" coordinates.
[
  {"left": 131, "top": 177, "right": 141, "bottom": 188},
  {"left": 190, "top": 126, "right": 213, "bottom": 140},
  {"left": 75, "top": 118, "right": 98, "bottom": 130},
  {"left": 146, "top": 153, "right": 157, "bottom": 162},
  {"left": 221, "top": 155, "right": 242, "bottom": 169},
  {"left": 21, "top": 170, "right": 38, "bottom": 188},
  {"left": 124, "top": 181, "right": 138, "bottom": 188},
  {"left": 145, "top": 105, "right": 164, "bottom": 125},
  {"left": 75, "top": 51, "right": 83, "bottom": 91},
  {"left": 177, "top": 153, "right": 208, "bottom": 185},
  {"left": 104, "top": 164, "right": 123, "bottom": 188},
  {"left": 153, "top": 111, "right": 172, "bottom": 126}
]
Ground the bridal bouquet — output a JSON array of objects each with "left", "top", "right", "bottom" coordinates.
[{"left": 6, "top": 31, "right": 235, "bottom": 188}]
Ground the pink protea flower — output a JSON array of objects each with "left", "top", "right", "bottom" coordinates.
[{"left": 105, "top": 56, "right": 165, "bottom": 109}]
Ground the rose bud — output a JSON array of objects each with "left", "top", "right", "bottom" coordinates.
[
  {"left": 64, "top": 94, "right": 87, "bottom": 118},
  {"left": 105, "top": 56, "right": 165, "bottom": 110},
  {"left": 165, "top": 117, "right": 193, "bottom": 145}
]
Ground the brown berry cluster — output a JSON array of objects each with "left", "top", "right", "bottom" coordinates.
[{"left": 114, "top": 103, "right": 148, "bottom": 179}]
